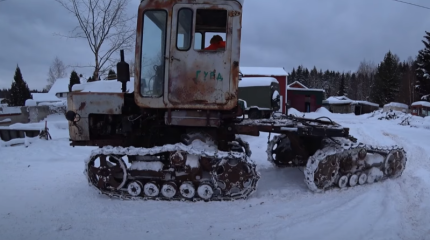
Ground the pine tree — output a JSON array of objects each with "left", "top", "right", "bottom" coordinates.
[
  {"left": 415, "top": 31, "right": 430, "bottom": 101},
  {"left": 8, "top": 65, "right": 32, "bottom": 106},
  {"left": 107, "top": 69, "right": 117, "bottom": 80},
  {"left": 370, "top": 51, "right": 400, "bottom": 106},
  {"left": 337, "top": 73, "right": 346, "bottom": 96},
  {"left": 68, "top": 70, "right": 81, "bottom": 92}
]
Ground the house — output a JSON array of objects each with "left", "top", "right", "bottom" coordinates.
[
  {"left": 239, "top": 67, "right": 288, "bottom": 114},
  {"left": 322, "top": 96, "right": 379, "bottom": 115},
  {"left": 383, "top": 102, "right": 409, "bottom": 113},
  {"left": 48, "top": 78, "right": 70, "bottom": 99},
  {"left": 410, "top": 101, "right": 430, "bottom": 117},
  {"left": 286, "top": 81, "right": 325, "bottom": 113}
]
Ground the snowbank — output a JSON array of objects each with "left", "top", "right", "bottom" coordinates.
[
  {"left": 315, "top": 107, "right": 332, "bottom": 115},
  {"left": 367, "top": 109, "right": 430, "bottom": 130},
  {"left": 384, "top": 102, "right": 409, "bottom": 109}
]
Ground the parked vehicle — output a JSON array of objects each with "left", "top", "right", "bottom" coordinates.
[{"left": 238, "top": 77, "right": 281, "bottom": 119}]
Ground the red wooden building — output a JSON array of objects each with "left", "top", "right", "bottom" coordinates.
[
  {"left": 287, "top": 81, "right": 325, "bottom": 112},
  {"left": 239, "top": 67, "right": 288, "bottom": 113}
]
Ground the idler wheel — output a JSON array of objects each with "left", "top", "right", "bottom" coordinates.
[{"left": 384, "top": 149, "right": 406, "bottom": 178}]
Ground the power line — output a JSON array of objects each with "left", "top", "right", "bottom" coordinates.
[{"left": 390, "top": 0, "right": 430, "bottom": 10}]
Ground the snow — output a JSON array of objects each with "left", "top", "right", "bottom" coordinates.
[
  {"left": 31, "top": 93, "right": 61, "bottom": 102},
  {"left": 240, "top": 67, "right": 287, "bottom": 76},
  {"left": 384, "top": 102, "right": 409, "bottom": 109},
  {"left": 72, "top": 78, "right": 134, "bottom": 93},
  {"left": 1, "top": 109, "right": 430, "bottom": 240},
  {"left": 48, "top": 78, "right": 70, "bottom": 95},
  {"left": 272, "top": 90, "right": 279, "bottom": 100},
  {"left": 411, "top": 101, "right": 430, "bottom": 108},
  {"left": 324, "top": 96, "right": 379, "bottom": 107},
  {"left": 324, "top": 96, "right": 353, "bottom": 104},
  {"left": 287, "top": 81, "right": 308, "bottom": 89},
  {"left": 130, "top": 161, "right": 164, "bottom": 171},
  {"left": 239, "top": 77, "right": 278, "bottom": 87},
  {"left": 0, "top": 118, "right": 11, "bottom": 123},
  {"left": 288, "top": 87, "right": 325, "bottom": 92},
  {"left": 0, "top": 106, "right": 21, "bottom": 115}
]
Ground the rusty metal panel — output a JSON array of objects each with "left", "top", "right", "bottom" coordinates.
[
  {"left": 134, "top": 0, "right": 243, "bottom": 110},
  {"left": 67, "top": 92, "right": 124, "bottom": 141},
  {"left": 164, "top": 110, "right": 221, "bottom": 127}
]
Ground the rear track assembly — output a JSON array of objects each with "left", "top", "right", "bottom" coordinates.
[{"left": 304, "top": 137, "right": 407, "bottom": 192}]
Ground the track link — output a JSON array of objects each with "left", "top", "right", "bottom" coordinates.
[
  {"left": 84, "top": 140, "right": 260, "bottom": 202},
  {"left": 304, "top": 138, "right": 407, "bottom": 192}
]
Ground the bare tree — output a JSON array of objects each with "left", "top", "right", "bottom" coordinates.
[
  {"left": 356, "top": 59, "right": 377, "bottom": 100},
  {"left": 46, "top": 57, "right": 67, "bottom": 91},
  {"left": 55, "top": 0, "right": 135, "bottom": 80}
]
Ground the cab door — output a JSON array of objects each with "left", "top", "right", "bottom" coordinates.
[{"left": 167, "top": 3, "right": 237, "bottom": 109}]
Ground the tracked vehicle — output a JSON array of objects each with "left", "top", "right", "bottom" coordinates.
[{"left": 65, "top": 0, "right": 407, "bottom": 201}]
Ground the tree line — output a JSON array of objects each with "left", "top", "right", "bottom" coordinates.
[{"left": 287, "top": 31, "right": 430, "bottom": 107}]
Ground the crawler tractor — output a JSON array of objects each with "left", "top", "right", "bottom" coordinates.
[{"left": 65, "top": 0, "right": 407, "bottom": 201}]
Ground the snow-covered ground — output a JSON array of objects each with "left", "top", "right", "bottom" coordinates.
[{"left": 1, "top": 109, "right": 430, "bottom": 240}]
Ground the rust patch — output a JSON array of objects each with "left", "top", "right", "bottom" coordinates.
[{"left": 78, "top": 102, "right": 86, "bottom": 111}]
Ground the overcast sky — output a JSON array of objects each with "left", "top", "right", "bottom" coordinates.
[{"left": 0, "top": 0, "right": 429, "bottom": 90}]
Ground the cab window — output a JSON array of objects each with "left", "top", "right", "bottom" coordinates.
[{"left": 194, "top": 9, "right": 227, "bottom": 51}]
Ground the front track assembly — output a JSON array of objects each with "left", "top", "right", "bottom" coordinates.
[
  {"left": 84, "top": 141, "right": 260, "bottom": 202},
  {"left": 304, "top": 138, "right": 407, "bottom": 192}
]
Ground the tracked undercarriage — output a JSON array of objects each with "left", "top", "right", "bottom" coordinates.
[
  {"left": 266, "top": 116, "right": 407, "bottom": 192},
  {"left": 84, "top": 135, "right": 260, "bottom": 201}
]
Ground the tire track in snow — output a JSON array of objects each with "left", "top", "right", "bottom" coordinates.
[{"left": 379, "top": 130, "right": 430, "bottom": 239}]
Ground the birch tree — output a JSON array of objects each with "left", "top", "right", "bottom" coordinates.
[{"left": 55, "top": 0, "right": 135, "bottom": 80}]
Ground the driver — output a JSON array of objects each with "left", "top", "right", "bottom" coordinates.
[{"left": 205, "top": 35, "right": 225, "bottom": 50}]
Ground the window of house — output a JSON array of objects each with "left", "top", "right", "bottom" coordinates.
[
  {"left": 176, "top": 8, "right": 193, "bottom": 51},
  {"left": 194, "top": 9, "right": 227, "bottom": 51}
]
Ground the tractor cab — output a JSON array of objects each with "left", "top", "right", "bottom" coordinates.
[{"left": 132, "top": 0, "right": 244, "bottom": 111}]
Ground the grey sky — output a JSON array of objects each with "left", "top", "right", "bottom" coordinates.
[{"left": 0, "top": 0, "right": 429, "bottom": 90}]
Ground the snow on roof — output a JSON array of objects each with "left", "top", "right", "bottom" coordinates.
[
  {"left": 287, "top": 81, "right": 308, "bottom": 89},
  {"left": 238, "top": 77, "right": 278, "bottom": 87},
  {"left": 31, "top": 93, "right": 61, "bottom": 102},
  {"left": 48, "top": 78, "right": 70, "bottom": 95},
  {"left": 422, "top": 94, "right": 429, "bottom": 101},
  {"left": 324, "top": 96, "right": 353, "bottom": 104},
  {"left": 72, "top": 78, "right": 134, "bottom": 93},
  {"left": 353, "top": 100, "right": 379, "bottom": 107},
  {"left": 240, "top": 67, "right": 287, "bottom": 76},
  {"left": 411, "top": 101, "right": 430, "bottom": 108},
  {"left": 324, "top": 96, "right": 379, "bottom": 107},
  {"left": 288, "top": 87, "right": 325, "bottom": 92},
  {"left": 384, "top": 102, "right": 409, "bottom": 109}
]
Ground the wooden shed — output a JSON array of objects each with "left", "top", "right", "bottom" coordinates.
[
  {"left": 286, "top": 81, "right": 325, "bottom": 113},
  {"left": 410, "top": 101, "right": 430, "bottom": 117}
]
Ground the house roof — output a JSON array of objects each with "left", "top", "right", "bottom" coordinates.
[
  {"left": 48, "top": 78, "right": 70, "bottom": 95},
  {"left": 287, "top": 81, "right": 308, "bottom": 89},
  {"left": 287, "top": 81, "right": 325, "bottom": 92},
  {"left": 238, "top": 77, "right": 278, "bottom": 87},
  {"left": 72, "top": 78, "right": 134, "bottom": 93},
  {"left": 383, "top": 102, "right": 409, "bottom": 109},
  {"left": 411, "top": 101, "right": 430, "bottom": 108},
  {"left": 240, "top": 67, "right": 287, "bottom": 76},
  {"left": 324, "top": 96, "right": 379, "bottom": 107}
]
